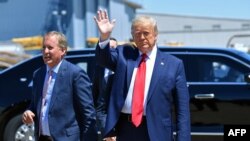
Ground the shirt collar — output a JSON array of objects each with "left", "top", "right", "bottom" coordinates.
[
  {"left": 139, "top": 44, "right": 157, "bottom": 60},
  {"left": 46, "top": 60, "right": 63, "bottom": 73}
]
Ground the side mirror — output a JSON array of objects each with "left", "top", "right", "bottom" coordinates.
[{"left": 244, "top": 73, "right": 250, "bottom": 83}]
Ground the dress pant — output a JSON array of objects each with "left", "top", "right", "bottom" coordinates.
[
  {"left": 38, "top": 135, "right": 53, "bottom": 141},
  {"left": 116, "top": 113, "right": 150, "bottom": 141}
]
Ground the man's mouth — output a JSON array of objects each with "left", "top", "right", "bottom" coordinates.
[{"left": 44, "top": 56, "right": 51, "bottom": 61}]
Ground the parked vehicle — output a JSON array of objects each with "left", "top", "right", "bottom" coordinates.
[
  {"left": 0, "top": 47, "right": 250, "bottom": 141},
  {"left": 162, "top": 47, "right": 250, "bottom": 141}
]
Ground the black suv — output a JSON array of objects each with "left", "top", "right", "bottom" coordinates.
[{"left": 0, "top": 47, "right": 250, "bottom": 141}]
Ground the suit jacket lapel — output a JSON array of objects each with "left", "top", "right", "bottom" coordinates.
[
  {"left": 147, "top": 49, "right": 165, "bottom": 102},
  {"left": 126, "top": 51, "right": 139, "bottom": 91},
  {"left": 37, "top": 66, "right": 47, "bottom": 118},
  {"left": 49, "top": 60, "right": 66, "bottom": 110}
]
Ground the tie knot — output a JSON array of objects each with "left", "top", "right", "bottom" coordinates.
[
  {"left": 48, "top": 69, "right": 53, "bottom": 76},
  {"left": 141, "top": 54, "right": 147, "bottom": 62}
]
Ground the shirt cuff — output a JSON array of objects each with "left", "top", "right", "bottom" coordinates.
[{"left": 98, "top": 38, "right": 110, "bottom": 49}]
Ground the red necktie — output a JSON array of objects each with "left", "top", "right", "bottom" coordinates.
[{"left": 132, "top": 54, "right": 147, "bottom": 127}]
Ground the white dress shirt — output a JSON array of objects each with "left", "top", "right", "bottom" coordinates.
[
  {"left": 99, "top": 40, "right": 157, "bottom": 115},
  {"left": 121, "top": 45, "right": 157, "bottom": 115}
]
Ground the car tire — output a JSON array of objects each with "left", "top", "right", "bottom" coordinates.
[{"left": 3, "top": 114, "right": 35, "bottom": 141}]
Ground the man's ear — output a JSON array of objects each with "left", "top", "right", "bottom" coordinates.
[
  {"left": 154, "top": 34, "right": 158, "bottom": 41},
  {"left": 62, "top": 48, "right": 67, "bottom": 55}
]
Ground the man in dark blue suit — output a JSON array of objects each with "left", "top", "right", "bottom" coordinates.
[
  {"left": 22, "top": 31, "right": 97, "bottom": 141},
  {"left": 92, "top": 37, "right": 117, "bottom": 141},
  {"left": 94, "top": 10, "right": 191, "bottom": 141}
]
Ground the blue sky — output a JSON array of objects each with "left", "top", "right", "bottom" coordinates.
[{"left": 137, "top": 0, "right": 250, "bottom": 19}]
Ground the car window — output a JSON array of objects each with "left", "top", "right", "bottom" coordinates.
[
  {"left": 212, "top": 61, "right": 244, "bottom": 82},
  {"left": 65, "top": 56, "right": 96, "bottom": 81},
  {"left": 187, "top": 54, "right": 246, "bottom": 82},
  {"left": 76, "top": 62, "right": 88, "bottom": 72}
]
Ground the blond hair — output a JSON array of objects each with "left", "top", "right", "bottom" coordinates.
[
  {"left": 131, "top": 16, "right": 158, "bottom": 35},
  {"left": 44, "top": 31, "right": 68, "bottom": 50}
]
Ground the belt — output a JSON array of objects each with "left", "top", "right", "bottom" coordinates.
[{"left": 120, "top": 113, "right": 146, "bottom": 122}]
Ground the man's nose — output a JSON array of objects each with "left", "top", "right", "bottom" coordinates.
[
  {"left": 138, "top": 33, "right": 146, "bottom": 39},
  {"left": 43, "top": 47, "right": 49, "bottom": 53}
]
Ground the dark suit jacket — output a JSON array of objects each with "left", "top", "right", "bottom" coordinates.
[
  {"left": 95, "top": 44, "right": 191, "bottom": 141},
  {"left": 92, "top": 65, "right": 114, "bottom": 137},
  {"left": 29, "top": 59, "right": 97, "bottom": 141}
]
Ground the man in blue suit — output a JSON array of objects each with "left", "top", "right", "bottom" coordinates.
[
  {"left": 92, "top": 37, "right": 117, "bottom": 141},
  {"left": 22, "top": 31, "right": 97, "bottom": 141},
  {"left": 94, "top": 10, "right": 190, "bottom": 141}
]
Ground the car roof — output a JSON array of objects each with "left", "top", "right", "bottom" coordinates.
[{"left": 158, "top": 46, "right": 250, "bottom": 63}]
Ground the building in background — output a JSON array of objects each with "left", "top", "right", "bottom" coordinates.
[
  {"left": 137, "top": 12, "right": 250, "bottom": 49},
  {"left": 1, "top": 0, "right": 250, "bottom": 51},
  {"left": 0, "top": 0, "right": 142, "bottom": 49}
]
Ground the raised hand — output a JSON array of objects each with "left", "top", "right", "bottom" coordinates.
[{"left": 94, "top": 9, "right": 116, "bottom": 41}]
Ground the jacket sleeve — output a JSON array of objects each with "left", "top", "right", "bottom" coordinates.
[
  {"left": 95, "top": 42, "right": 117, "bottom": 71},
  {"left": 73, "top": 68, "right": 97, "bottom": 141},
  {"left": 174, "top": 61, "right": 191, "bottom": 141}
]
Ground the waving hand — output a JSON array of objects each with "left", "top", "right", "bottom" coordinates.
[{"left": 94, "top": 9, "right": 116, "bottom": 41}]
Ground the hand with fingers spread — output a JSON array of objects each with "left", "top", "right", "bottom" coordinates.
[
  {"left": 22, "top": 110, "right": 35, "bottom": 124},
  {"left": 94, "top": 9, "right": 116, "bottom": 41}
]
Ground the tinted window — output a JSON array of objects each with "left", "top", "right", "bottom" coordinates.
[
  {"left": 65, "top": 56, "right": 96, "bottom": 81},
  {"left": 187, "top": 54, "right": 246, "bottom": 82}
]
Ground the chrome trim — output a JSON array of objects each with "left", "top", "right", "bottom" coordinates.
[
  {"left": 191, "top": 132, "right": 224, "bottom": 136},
  {"left": 173, "top": 132, "right": 224, "bottom": 136},
  {"left": 195, "top": 93, "right": 215, "bottom": 99}
]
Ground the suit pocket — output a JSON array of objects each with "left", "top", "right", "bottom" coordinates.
[{"left": 66, "top": 125, "right": 80, "bottom": 136}]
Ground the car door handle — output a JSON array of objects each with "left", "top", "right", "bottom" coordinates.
[{"left": 194, "top": 93, "right": 215, "bottom": 99}]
